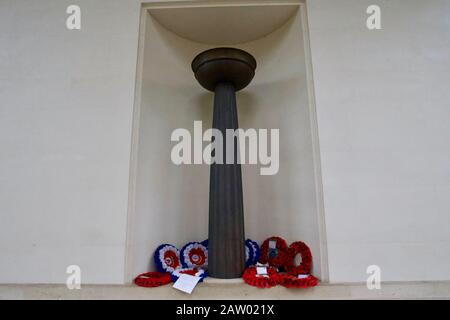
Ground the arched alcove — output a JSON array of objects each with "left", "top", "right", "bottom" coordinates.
[{"left": 126, "top": 1, "right": 328, "bottom": 282}]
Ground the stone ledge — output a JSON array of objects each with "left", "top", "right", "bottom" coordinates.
[{"left": 0, "top": 281, "right": 449, "bottom": 300}]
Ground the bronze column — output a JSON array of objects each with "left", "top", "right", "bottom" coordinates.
[{"left": 191, "top": 48, "right": 256, "bottom": 278}]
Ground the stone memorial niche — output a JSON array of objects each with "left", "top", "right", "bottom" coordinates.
[
  {"left": 129, "top": 4, "right": 325, "bottom": 282},
  {"left": 191, "top": 48, "right": 257, "bottom": 278}
]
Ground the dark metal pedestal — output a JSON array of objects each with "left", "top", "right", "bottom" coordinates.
[
  {"left": 208, "top": 82, "right": 245, "bottom": 278},
  {"left": 192, "top": 48, "right": 256, "bottom": 278}
]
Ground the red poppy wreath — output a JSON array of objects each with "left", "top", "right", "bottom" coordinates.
[
  {"left": 134, "top": 272, "right": 172, "bottom": 288},
  {"left": 284, "top": 241, "right": 313, "bottom": 275},
  {"left": 279, "top": 274, "right": 318, "bottom": 288},
  {"left": 242, "top": 266, "right": 281, "bottom": 288},
  {"left": 259, "top": 236, "right": 288, "bottom": 268}
]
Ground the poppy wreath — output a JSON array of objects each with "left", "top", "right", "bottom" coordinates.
[
  {"left": 242, "top": 266, "right": 281, "bottom": 288},
  {"left": 170, "top": 267, "right": 208, "bottom": 283},
  {"left": 134, "top": 272, "right": 172, "bottom": 288},
  {"left": 284, "top": 241, "right": 313, "bottom": 275},
  {"left": 245, "top": 240, "right": 255, "bottom": 267},
  {"left": 279, "top": 274, "right": 318, "bottom": 288},
  {"left": 259, "top": 236, "right": 288, "bottom": 268},
  {"left": 180, "top": 242, "right": 208, "bottom": 269},
  {"left": 154, "top": 244, "right": 181, "bottom": 273}
]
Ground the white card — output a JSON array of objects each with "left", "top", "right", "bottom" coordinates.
[
  {"left": 256, "top": 274, "right": 269, "bottom": 278},
  {"left": 256, "top": 262, "right": 267, "bottom": 267},
  {"left": 269, "top": 240, "right": 277, "bottom": 249},
  {"left": 256, "top": 266, "right": 268, "bottom": 275},
  {"left": 297, "top": 274, "right": 309, "bottom": 279},
  {"left": 173, "top": 274, "right": 201, "bottom": 294}
]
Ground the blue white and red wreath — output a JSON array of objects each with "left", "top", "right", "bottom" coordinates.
[
  {"left": 247, "top": 239, "right": 260, "bottom": 265},
  {"left": 180, "top": 242, "right": 208, "bottom": 269},
  {"left": 154, "top": 244, "right": 181, "bottom": 273},
  {"left": 170, "top": 268, "right": 208, "bottom": 283},
  {"left": 200, "top": 239, "right": 208, "bottom": 248},
  {"left": 245, "top": 241, "right": 254, "bottom": 267}
]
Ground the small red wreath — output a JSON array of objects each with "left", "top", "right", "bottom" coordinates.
[
  {"left": 284, "top": 241, "right": 313, "bottom": 275},
  {"left": 134, "top": 272, "right": 172, "bottom": 287},
  {"left": 188, "top": 248, "right": 206, "bottom": 266},
  {"left": 242, "top": 266, "right": 281, "bottom": 288},
  {"left": 163, "top": 250, "right": 180, "bottom": 269},
  {"left": 279, "top": 274, "right": 318, "bottom": 288},
  {"left": 259, "top": 236, "right": 288, "bottom": 267}
]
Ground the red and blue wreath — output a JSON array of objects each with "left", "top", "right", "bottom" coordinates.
[
  {"left": 154, "top": 243, "right": 181, "bottom": 273},
  {"left": 259, "top": 236, "right": 288, "bottom": 268},
  {"left": 180, "top": 242, "right": 208, "bottom": 269},
  {"left": 170, "top": 267, "right": 208, "bottom": 283}
]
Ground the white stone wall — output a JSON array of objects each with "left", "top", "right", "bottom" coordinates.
[
  {"left": 0, "top": 0, "right": 141, "bottom": 284},
  {"left": 307, "top": 0, "right": 450, "bottom": 282}
]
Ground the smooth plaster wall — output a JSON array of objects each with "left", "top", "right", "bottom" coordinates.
[
  {"left": 128, "top": 10, "right": 324, "bottom": 279},
  {"left": 306, "top": 0, "right": 450, "bottom": 282},
  {"left": 0, "top": 0, "right": 141, "bottom": 283}
]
